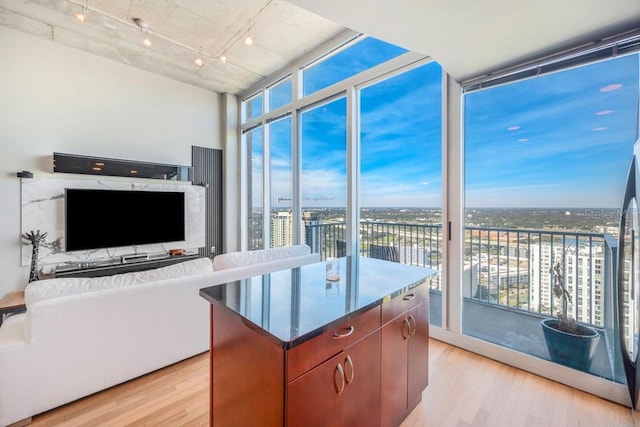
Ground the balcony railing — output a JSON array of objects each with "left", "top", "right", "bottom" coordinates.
[
  {"left": 305, "top": 221, "right": 613, "bottom": 329},
  {"left": 305, "top": 220, "right": 624, "bottom": 380}
]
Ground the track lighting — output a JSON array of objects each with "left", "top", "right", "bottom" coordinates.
[
  {"left": 67, "top": 4, "right": 274, "bottom": 69},
  {"left": 245, "top": 20, "right": 253, "bottom": 45},
  {"left": 142, "top": 32, "right": 152, "bottom": 47},
  {"left": 133, "top": 18, "right": 151, "bottom": 47},
  {"left": 73, "top": 1, "right": 88, "bottom": 23},
  {"left": 194, "top": 47, "right": 204, "bottom": 66}
]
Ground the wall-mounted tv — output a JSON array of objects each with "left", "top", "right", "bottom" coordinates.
[{"left": 65, "top": 188, "right": 185, "bottom": 252}]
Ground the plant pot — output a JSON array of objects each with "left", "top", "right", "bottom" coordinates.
[{"left": 540, "top": 319, "right": 600, "bottom": 372}]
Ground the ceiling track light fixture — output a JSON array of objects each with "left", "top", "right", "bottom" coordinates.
[
  {"left": 142, "top": 31, "right": 152, "bottom": 47},
  {"left": 66, "top": 0, "right": 277, "bottom": 69},
  {"left": 194, "top": 46, "right": 204, "bottom": 67},
  {"left": 133, "top": 17, "right": 152, "bottom": 47},
  {"left": 244, "top": 19, "right": 253, "bottom": 46},
  {"left": 73, "top": 0, "right": 88, "bottom": 23}
]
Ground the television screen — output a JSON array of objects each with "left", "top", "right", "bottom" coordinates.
[{"left": 65, "top": 188, "right": 185, "bottom": 252}]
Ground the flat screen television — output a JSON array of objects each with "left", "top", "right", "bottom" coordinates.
[{"left": 65, "top": 188, "right": 186, "bottom": 252}]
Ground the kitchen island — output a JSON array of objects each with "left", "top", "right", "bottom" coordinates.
[{"left": 199, "top": 255, "right": 436, "bottom": 427}]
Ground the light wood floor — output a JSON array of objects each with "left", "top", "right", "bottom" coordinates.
[{"left": 30, "top": 339, "right": 639, "bottom": 426}]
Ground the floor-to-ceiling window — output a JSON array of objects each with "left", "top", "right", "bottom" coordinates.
[
  {"left": 359, "top": 62, "right": 443, "bottom": 325},
  {"left": 462, "top": 51, "right": 639, "bottom": 382},
  {"left": 300, "top": 97, "right": 347, "bottom": 254},
  {"left": 247, "top": 125, "right": 264, "bottom": 250},
  {"left": 240, "top": 28, "right": 640, "bottom": 404},
  {"left": 303, "top": 37, "right": 407, "bottom": 97},
  {"left": 240, "top": 27, "right": 640, "bottom": 404},
  {"left": 269, "top": 115, "right": 293, "bottom": 248},
  {"left": 240, "top": 35, "right": 424, "bottom": 255}
]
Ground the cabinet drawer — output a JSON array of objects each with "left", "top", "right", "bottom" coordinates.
[
  {"left": 286, "top": 305, "right": 381, "bottom": 383},
  {"left": 381, "top": 282, "right": 429, "bottom": 324}
]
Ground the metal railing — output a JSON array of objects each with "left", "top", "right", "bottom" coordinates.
[
  {"left": 305, "top": 221, "right": 442, "bottom": 270},
  {"left": 305, "top": 221, "right": 613, "bottom": 328}
]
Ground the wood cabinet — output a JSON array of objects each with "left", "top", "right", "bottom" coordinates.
[
  {"left": 200, "top": 257, "right": 434, "bottom": 427},
  {"left": 286, "top": 329, "right": 381, "bottom": 427},
  {"left": 381, "top": 296, "right": 429, "bottom": 427}
]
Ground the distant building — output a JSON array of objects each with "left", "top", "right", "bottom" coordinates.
[
  {"left": 270, "top": 210, "right": 321, "bottom": 248},
  {"left": 530, "top": 243, "right": 605, "bottom": 326},
  {"left": 271, "top": 211, "right": 294, "bottom": 248}
]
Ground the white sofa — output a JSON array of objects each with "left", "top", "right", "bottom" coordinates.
[{"left": 0, "top": 245, "right": 319, "bottom": 426}]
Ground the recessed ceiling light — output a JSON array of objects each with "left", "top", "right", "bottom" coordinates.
[
  {"left": 194, "top": 57, "right": 204, "bottom": 66},
  {"left": 220, "top": 55, "right": 227, "bottom": 63}
]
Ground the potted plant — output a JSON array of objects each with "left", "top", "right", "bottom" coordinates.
[{"left": 540, "top": 246, "right": 600, "bottom": 372}]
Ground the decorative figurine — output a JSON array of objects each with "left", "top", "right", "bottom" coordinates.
[{"left": 23, "top": 230, "right": 47, "bottom": 282}]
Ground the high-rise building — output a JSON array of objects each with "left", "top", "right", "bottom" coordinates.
[
  {"left": 270, "top": 210, "right": 321, "bottom": 248},
  {"left": 530, "top": 243, "right": 605, "bottom": 326},
  {"left": 271, "top": 211, "right": 294, "bottom": 248}
]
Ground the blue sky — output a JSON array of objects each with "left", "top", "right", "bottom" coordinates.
[
  {"left": 465, "top": 53, "right": 639, "bottom": 208},
  {"left": 290, "top": 62, "right": 443, "bottom": 209},
  {"left": 263, "top": 37, "right": 639, "bottom": 210}
]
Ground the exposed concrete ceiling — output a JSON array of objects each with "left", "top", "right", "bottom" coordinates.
[
  {"left": 2, "top": 1, "right": 638, "bottom": 97},
  {"left": 290, "top": 0, "right": 640, "bottom": 83},
  {"left": 0, "top": 0, "right": 346, "bottom": 94}
]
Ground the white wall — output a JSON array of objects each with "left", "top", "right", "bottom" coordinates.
[{"left": 0, "top": 26, "right": 222, "bottom": 294}]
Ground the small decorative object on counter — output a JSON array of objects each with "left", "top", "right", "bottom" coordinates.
[
  {"left": 325, "top": 258, "right": 340, "bottom": 281},
  {"left": 23, "top": 230, "right": 47, "bottom": 282}
]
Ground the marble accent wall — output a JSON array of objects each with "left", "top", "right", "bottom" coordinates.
[{"left": 21, "top": 177, "right": 206, "bottom": 270}]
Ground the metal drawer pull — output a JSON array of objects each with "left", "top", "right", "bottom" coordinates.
[
  {"left": 403, "top": 293, "right": 416, "bottom": 301},
  {"left": 402, "top": 318, "right": 411, "bottom": 339},
  {"left": 333, "top": 326, "right": 355, "bottom": 339},
  {"left": 335, "top": 363, "right": 345, "bottom": 395},
  {"left": 344, "top": 355, "right": 354, "bottom": 385},
  {"left": 408, "top": 314, "right": 417, "bottom": 337}
]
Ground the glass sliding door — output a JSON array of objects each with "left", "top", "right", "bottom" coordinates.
[
  {"left": 269, "top": 116, "right": 293, "bottom": 248},
  {"left": 300, "top": 97, "right": 347, "bottom": 257},
  {"left": 359, "top": 61, "right": 443, "bottom": 326},
  {"left": 462, "top": 53, "right": 639, "bottom": 380}
]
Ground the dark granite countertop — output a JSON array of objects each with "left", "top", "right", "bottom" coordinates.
[{"left": 199, "top": 256, "right": 436, "bottom": 348}]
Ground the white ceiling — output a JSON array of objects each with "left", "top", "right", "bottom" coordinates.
[
  {"left": 290, "top": 0, "right": 640, "bottom": 83},
  {"left": 0, "top": 0, "right": 346, "bottom": 94},
  {"left": 1, "top": 1, "right": 639, "bottom": 95}
]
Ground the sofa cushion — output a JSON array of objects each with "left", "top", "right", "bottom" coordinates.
[
  {"left": 25, "top": 257, "right": 213, "bottom": 306},
  {"left": 213, "top": 245, "right": 312, "bottom": 270}
]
